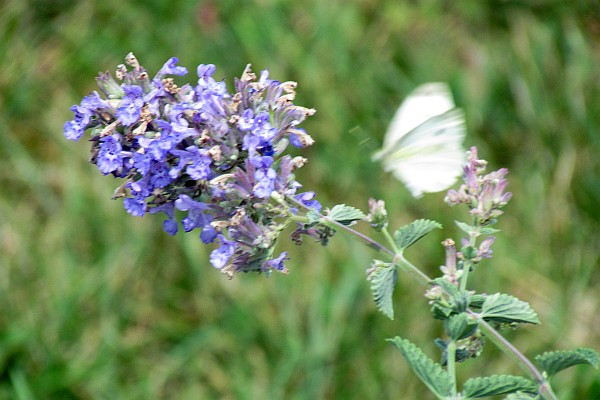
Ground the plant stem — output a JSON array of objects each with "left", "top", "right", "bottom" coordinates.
[
  {"left": 284, "top": 195, "right": 557, "bottom": 397},
  {"left": 322, "top": 216, "right": 395, "bottom": 255},
  {"left": 382, "top": 228, "right": 400, "bottom": 254},
  {"left": 447, "top": 339, "right": 458, "bottom": 395},
  {"left": 382, "top": 228, "right": 431, "bottom": 286},
  {"left": 476, "top": 318, "right": 559, "bottom": 400},
  {"left": 284, "top": 195, "right": 394, "bottom": 255},
  {"left": 394, "top": 253, "right": 432, "bottom": 287}
]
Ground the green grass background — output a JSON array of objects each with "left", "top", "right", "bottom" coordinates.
[{"left": 1, "top": 0, "right": 599, "bottom": 398}]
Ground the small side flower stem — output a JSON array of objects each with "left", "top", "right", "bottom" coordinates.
[
  {"left": 381, "top": 228, "right": 400, "bottom": 254},
  {"left": 382, "top": 228, "right": 432, "bottom": 286},
  {"left": 283, "top": 195, "right": 394, "bottom": 255},
  {"left": 447, "top": 339, "right": 458, "bottom": 396},
  {"left": 476, "top": 317, "right": 559, "bottom": 400},
  {"left": 394, "top": 253, "right": 432, "bottom": 287},
  {"left": 321, "top": 216, "right": 395, "bottom": 255}
]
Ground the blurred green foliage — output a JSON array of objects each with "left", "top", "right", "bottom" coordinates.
[{"left": 1, "top": 0, "right": 599, "bottom": 398}]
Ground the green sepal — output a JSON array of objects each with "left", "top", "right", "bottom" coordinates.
[
  {"left": 455, "top": 220, "right": 477, "bottom": 235},
  {"left": 461, "top": 245, "right": 477, "bottom": 260},
  {"left": 434, "top": 338, "right": 473, "bottom": 365},
  {"left": 535, "top": 347, "right": 599, "bottom": 377},
  {"left": 481, "top": 293, "right": 540, "bottom": 325},
  {"left": 387, "top": 337, "right": 453, "bottom": 398},
  {"left": 446, "top": 313, "right": 478, "bottom": 341},
  {"left": 463, "top": 375, "right": 538, "bottom": 398},
  {"left": 306, "top": 209, "right": 321, "bottom": 224},
  {"left": 367, "top": 261, "right": 397, "bottom": 319},
  {"left": 393, "top": 219, "right": 442, "bottom": 250},
  {"left": 429, "top": 278, "right": 472, "bottom": 320},
  {"left": 327, "top": 204, "right": 366, "bottom": 225}
]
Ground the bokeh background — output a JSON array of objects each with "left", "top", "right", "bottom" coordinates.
[{"left": 1, "top": 0, "right": 599, "bottom": 398}]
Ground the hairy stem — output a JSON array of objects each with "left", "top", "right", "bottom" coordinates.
[
  {"left": 447, "top": 339, "right": 458, "bottom": 396},
  {"left": 476, "top": 318, "right": 558, "bottom": 400}
]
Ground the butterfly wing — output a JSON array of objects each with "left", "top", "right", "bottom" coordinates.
[
  {"left": 381, "top": 82, "right": 456, "bottom": 149},
  {"left": 376, "top": 108, "right": 466, "bottom": 198}
]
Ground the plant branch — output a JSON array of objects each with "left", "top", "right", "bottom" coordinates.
[
  {"left": 284, "top": 194, "right": 557, "bottom": 397},
  {"left": 476, "top": 317, "right": 558, "bottom": 400}
]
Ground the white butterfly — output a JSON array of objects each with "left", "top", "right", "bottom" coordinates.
[{"left": 372, "top": 82, "right": 466, "bottom": 198}]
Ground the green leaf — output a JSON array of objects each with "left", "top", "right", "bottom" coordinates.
[
  {"left": 431, "top": 277, "right": 460, "bottom": 297},
  {"left": 463, "top": 375, "right": 538, "bottom": 398},
  {"left": 327, "top": 204, "right": 366, "bottom": 225},
  {"left": 387, "top": 337, "right": 453, "bottom": 398},
  {"left": 446, "top": 313, "right": 478, "bottom": 341},
  {"left": 455, "top": 220, "right": 476, "bottom": 235},
  {"left": 480, "top": 227, "right": 501, "bottom": 235},
  {"left": 535, "top": 348, "right": 599, "bottom": 377},
  {"left": 394, "top": 219, "right": 442, "bottom": 250},
  {"left": 503, "top": 393, "right": 539, "bottom": 400},
  {"left": 469, "top": 294, "right": 486, "bottom": 309},
  {"left": 481, "top": 293, "right": 540, "bottom": 325},
  {"left": 367, "top": 262, "right": 397, "bottom": 319}
]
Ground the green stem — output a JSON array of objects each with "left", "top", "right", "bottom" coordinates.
[
  {"left": 459, "top": 259, "right": 472, "bottom": 292},
  {"left": 380, "top": 228, "right": 432, "bottom": 284},
  {"left": 284, "top": 195, "right": 394, "bottom": 255},
  {"left": 382, "top": 228, "right": 400, "bottom": 254},
  {"left": 394, "top": 253, "right": 432, "bottom": 287},
  {"left": 476, "top": 318, "right": 558, "bottom": 400},
  {"left": 447, "top": 339, "right": 458, "bottom": 395},
  {"left": 321, "top": 215, "right": 395, "bottom": 255}
]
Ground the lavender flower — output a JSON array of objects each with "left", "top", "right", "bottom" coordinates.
[
  {"left": 445, "top": 146, "right": 512, "bottom": 225},
  {"left": 64, "top": 53, "right": 318, "bottom": 277}
]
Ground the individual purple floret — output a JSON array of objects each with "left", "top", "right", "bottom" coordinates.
[{"left": 64, "top": 53, "right": 318, "bottom": 277}]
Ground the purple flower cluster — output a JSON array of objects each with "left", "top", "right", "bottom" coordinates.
[
  {"left": 65, "top": 53, "right": 321, "bottom": 277},
  {"left": 444, "top": 146, "right": 512, "bottom": 224}
]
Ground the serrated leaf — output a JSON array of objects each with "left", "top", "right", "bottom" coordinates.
[
  {"left": 446, "top": 313, "right": 478, "bottom": 341},
  {"left": 504, "top": 393, "right": 538, "bottom": 400},
  {"left": 387, "top": 337, "right": 453, "bottom": 398},
  {"left": 328, "top": 204, "right": 366, "bottom": 225},
  {"left": 463, "top": 375, "right": 538, "bottom": 398},
  {"left": 481, "top": 293, "right": 540, "bottom": 325},
  {"left": 535, "top": 348, "right": 599, "bottom": 377},
  {"left": 394, "top": 219, "right": 442, "bottom": 250},
  {"left": 367, "top": 263, "right": 397, "bottom": 319}
]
